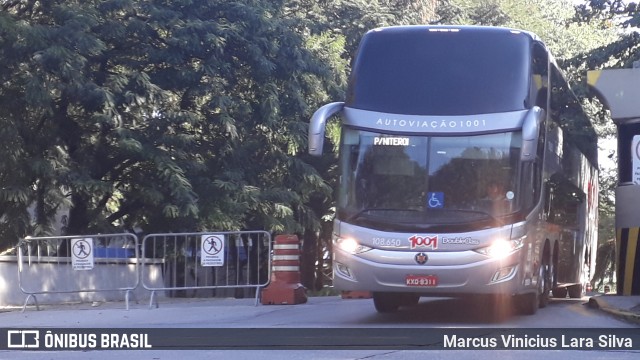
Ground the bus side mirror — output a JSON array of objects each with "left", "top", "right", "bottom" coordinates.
[
  {"left": 521, "top": 106, "right": 545, "bottom": 162},
  {"left": 309, "top": 102, "right": 344, "bottom": 156}
]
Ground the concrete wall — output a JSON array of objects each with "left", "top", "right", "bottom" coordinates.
[{"left": 0, "top": 256, "right": 165, "bottom": 307}]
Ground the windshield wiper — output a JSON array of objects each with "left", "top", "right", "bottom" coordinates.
[
  {"left": 444, "top": 208, "right": 504, "bottom": 226},
  {"left": 346, "top": 207, "right": 503, "bottom": 228},
  {"left": 347, "top": 208, "right": 420, "bottom": 223}
]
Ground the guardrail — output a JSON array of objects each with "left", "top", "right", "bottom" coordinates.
[
  {"left": 141, "top": 231, "right": 271, "bottom": 308},
  {"left": 16, "top": 233, "right": 140, "bottom": 311}
]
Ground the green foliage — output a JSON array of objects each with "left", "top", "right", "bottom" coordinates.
[
  {"left": 571, "top": 1, "right": 640, "bottom": 75},
  {"left": 4, "top": 0, "right": 622, "bottom": 290},
  {"left": 437, "top": 0, "right": 618, "bottom": 64},
  {"left": 436, "top": 0, "right": 622, "bottom": 248},
  {"left": 2, "top": 0, "right": 437, "bottom": 252},
  {"left": 0, "top": 0, "right": 349, "bottom": 249},
  {"left": 568, "top": 1, "right": 640, "bottom": 252}
]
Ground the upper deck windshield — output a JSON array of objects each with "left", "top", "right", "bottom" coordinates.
[
  {"left": 346, "top": 27, "right": 531, "bottom": 115},
  {"left": 337, "top": 128, "right": 523, "bottom": 232}
]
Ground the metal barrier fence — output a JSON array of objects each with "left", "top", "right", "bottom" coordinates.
[
  {"left": 141, "top": 231, "right": 271, "bottom": 308},
  {"left": 16, "top": 233, "right": 140, "bottom": 312}
]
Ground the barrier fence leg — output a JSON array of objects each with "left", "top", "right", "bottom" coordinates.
[
  {"left": 148, "top": 290, "right": 159, "bottom": 309},
  {"left": 254, "top": 286, "right": 261, "bottom": 306},
  {"left": 21, "top": 294, "right": 40, "bottom": 313},
  {"left": 261, "top": 235, "right": 308, "bottom": 305},
  {"left": 125, "top": 290, "right": 133, "bottom": 311}
]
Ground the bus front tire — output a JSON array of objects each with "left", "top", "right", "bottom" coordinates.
[
  {"left": 401, "top": 293, "right": 420, "bottom": 307},
  {"left": 539, "top": 263, "right": 550, "bottom": 308},
  {"left": 373, "top": 292, "right": 402, "bottom": 313},
  {"left": 515, "top": 292, "right": 538, "bottom": 315}
]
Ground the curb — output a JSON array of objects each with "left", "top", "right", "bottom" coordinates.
[{"left": 588, "top": 297, "right": 640, "bottom": 325}]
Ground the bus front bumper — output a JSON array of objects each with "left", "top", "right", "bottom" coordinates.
[{"left": 332, "top": 247, "right": 528, "bottom": 296}]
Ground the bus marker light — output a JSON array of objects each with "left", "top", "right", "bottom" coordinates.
[
  {"left": 491, "top": 266, "right": 517, "bottom": 283},
  {"left": 336, "top": 262, "right": 353, "bottom": 279}
]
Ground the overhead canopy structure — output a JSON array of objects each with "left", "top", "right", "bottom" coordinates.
[
  {"left": 588, "top": 67, "right": 640, "bottom": 296},
  {"left": 588, "top": 68, "right": 640, "bottom": 123}
]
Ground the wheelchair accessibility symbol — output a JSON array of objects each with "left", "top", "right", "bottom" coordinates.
[{"left": 427, "top": 192, "right": 444, "bottom": 208}]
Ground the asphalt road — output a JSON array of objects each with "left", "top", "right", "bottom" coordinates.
[
  {"left": 1, "top": 295, "right": 638, "bottom": 359},
  {"left": 1, "top": 294, "right": 633, "bottom": 328}
]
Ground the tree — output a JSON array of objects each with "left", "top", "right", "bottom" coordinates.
[
  {"left": 436, "top": 0, "right": 617, "bottom": 60},
  {"left": 570, "top": 0, "right": 640, "bottom": 287},
  {"left": 0, "top": 10, "right": 35, "bottom": 243},
  {"left": 0, "top": 0, "right": 441, "bottom": 291},
  {"left": 436, "top": 0, "right": 627, "bottom": 286},
  {"left": 282, "top": 0, "right": 440, "bottom": 290},
  {"left": 0, "top": 1, "right": 343, "bottom": 252}
]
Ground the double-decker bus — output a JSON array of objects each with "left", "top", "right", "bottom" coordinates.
[{"left": 308, "top": 25, "right": 598, "bottom": 315}]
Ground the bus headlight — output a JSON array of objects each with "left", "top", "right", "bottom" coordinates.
[
  {"left": 334, "top": 236, "right": 372, "bottom": 254},
  {"left": 475, "top": 238, "right": 523, "bottom": 259}
]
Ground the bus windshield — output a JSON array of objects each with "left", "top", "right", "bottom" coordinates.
[
  {"left": 337, "top": 128, "right": 523, "bottom": 230},
  {"left": 346, "top": 27, "right": 531, "bottom": 115}
]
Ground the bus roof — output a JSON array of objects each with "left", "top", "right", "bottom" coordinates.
[
  {"left": 346, "top": 25, "right": 537, "bottom": 116},
  {"left": 365, "top": 25, "right": 540, "bottom": 42}
]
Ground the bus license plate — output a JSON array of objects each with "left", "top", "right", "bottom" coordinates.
[{"left": 405, "top": 275, "right": 438, "bottom": 287}]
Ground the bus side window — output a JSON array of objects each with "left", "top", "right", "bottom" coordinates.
[
  {"left": 544, "top": 177, "right": 585, "bottom": 227},
  {"left": 530, "top": 43, "right": 548, "bottom": 112},
  {"left": 532, "top": 160, "right": 541, "bottom": 209},
  {"left": 531, "top": 43, "right": 548, "bottom": 163}
]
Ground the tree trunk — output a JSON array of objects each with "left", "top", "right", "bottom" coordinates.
[{"left": 300, "top": 229, "right": 318, "bottom": 291}]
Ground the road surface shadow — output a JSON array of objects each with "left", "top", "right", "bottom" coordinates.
[{"left": 357, "top": 296, "right": 586, "bottom": 325}]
